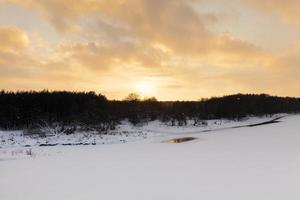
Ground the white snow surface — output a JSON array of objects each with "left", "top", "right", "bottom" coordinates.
[
  {"left": 1, "top": 114, "right": 300, "bottom": 200},
  {"left": 0, "top": 114, "right": 284, "bottom": 148}
]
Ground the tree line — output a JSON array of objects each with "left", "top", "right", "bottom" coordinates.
[{"left": 1, "top": 90, "right": 300, "bottom": 132}]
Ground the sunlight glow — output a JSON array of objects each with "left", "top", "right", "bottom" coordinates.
[{"left": 134, "top": 80, "right": 156, "bottom": 97}]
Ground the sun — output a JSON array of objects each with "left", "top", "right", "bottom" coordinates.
[{"left": 135, "top": 80, "right": 156, "bottom": 97}]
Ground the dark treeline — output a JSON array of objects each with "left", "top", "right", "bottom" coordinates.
[
  {"left": 1, "top": 90, "right": 300, "bottom": 131},
  {"left": 0, "top": 91, "right": 108, "bottom": 130}
]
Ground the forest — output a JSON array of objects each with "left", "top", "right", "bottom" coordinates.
[{"left": 1, "top": 90, "right": 300, "bottom": 132}]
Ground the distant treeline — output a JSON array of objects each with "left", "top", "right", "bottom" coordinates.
[{"left": 1, "top": 90, "right": 300, "bottom": 130}]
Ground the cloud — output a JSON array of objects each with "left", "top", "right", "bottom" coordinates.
[
  {"left": 6, "top": 0, "right": 260, "bottom": 60},
  {"left": 0, "top": 26, "right": 36, "bottom": 70},
  {"left": 56, "top": 41, "right": 168, "bottom": 71},
  {"left": 0, "top": 26, "right": 29, "bottom": 51},
  {"left": 242, "top": 0, "right": 300, "bottom": 26}
]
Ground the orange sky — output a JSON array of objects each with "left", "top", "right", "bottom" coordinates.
[{"left": 0, "top": 0, "right": 300, "bottom": 100}]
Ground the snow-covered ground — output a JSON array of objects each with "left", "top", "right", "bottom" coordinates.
[{"left": 1, "top": 114, "right": 300, "bottom": 200}]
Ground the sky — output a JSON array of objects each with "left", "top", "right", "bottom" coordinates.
[{"left": 0, "top": 0, "right": 300, "bottom": 100}]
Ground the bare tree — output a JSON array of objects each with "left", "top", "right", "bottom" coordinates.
[
  {"left": 124, "top": 93, "right": 141, "bottom": 101},
  {"left": 37, "top": 121, "right": 67, "bottom": 137}
]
